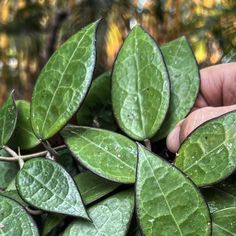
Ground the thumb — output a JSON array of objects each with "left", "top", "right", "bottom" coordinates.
[{"left": 166, "top": 104, "right": 236, "bottom": 153}]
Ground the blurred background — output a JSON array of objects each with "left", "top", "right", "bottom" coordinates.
[{"left": 0, "top": 0, "right": 235, "bottom": 104}]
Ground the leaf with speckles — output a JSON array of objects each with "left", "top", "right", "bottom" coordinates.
[
  {"left": 16, "top": 158, "right": 89, "bottom": 219},
  {"left": 76, "top": 71, "right": 117, "bottom": 131},
  {"left": 153, "top": 36, "right": 199, "bottom": 141},
  {"left": 212, "top": 208, "right": 236, "bottom": 235},
  {"left": 202, "top": 176, "right": 236, "bottom": 213},
  {"left": 136, "top": 144, "right": 211, "bottom": 236},
  {"left": 0, "top": 195, "right": 39, "bottom": 236},
  {"left": 61, "top": 125, "right": 137, "bottom": 183},
  {"left": 175, "top": 111, "right": 236, "bottom": 187},
  {"left": 112, "top": 26, "right": 170, "bottom": 141},
  {"left": 0, "top": 91, "right": 17, "bottom": 148},
  {"left": 8, "top": 100, "right": 40, "bottom": 150},
  {"left": 31, "top": 21, "right": 99, "bottom": 140},
  {"left": 63, "top": 189, "right": 134, "bottom": 236}
]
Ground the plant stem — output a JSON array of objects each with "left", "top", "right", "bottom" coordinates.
[
  {"left": 0, "top": 145, "right": 66, "bottom": 162},
  {"left": 144, "top": 139, "right": 152, "bottom": 151},
  {"left": 42, "top": 140, "right": 60, "bottom": 158}
]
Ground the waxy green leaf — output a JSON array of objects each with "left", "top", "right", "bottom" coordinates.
[
  {"left": 8, "top": 100, "right": 40, "bottom": 150},
  {"left": 76, "top": 71, "right": 117, "bottom": 131},
  {"left": 153, "top": 36, "right": 199, "bottom": 141},
  {"left": 16, "top": 158, "right": 89, "bottom": 218},
  {"left": 136, "top": 144, "right": 211, "bottom": 236},
  {"left": 31, "top": 21, "right": 99, "bottom": 140},
  {"left": 212, "top": 208, "right": 236, "bottom": 235},
  {"left": 1, "top": 190, "right": 27, "bottom": 207},
  {"left": 61, "top": 125, "right": 137, "bottom": 183},
  {"left": 202, "top": 177, "right": 236, "bottom": 213},
  {"left": 112, "top": 26, "right": 170, "bottom": 140},
  {"left": 0, "top": 149, "right": 19, "bottom": 189},
  {"left": 0, "top": 195, "right": 39, "bottom": 236},
  {"left": 0, "top": 92, "right": 17, "bottom": 147},
  {"left": 74, "top": 171, "right": 120, "bottom": 205},
  {"left": 63, "top": 189, "right": 134, "bottom": 236},
  {"left": 175, "top": 111, "right": 236, "bottom": 186}
]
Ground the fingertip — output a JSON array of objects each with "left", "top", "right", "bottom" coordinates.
[{"left": 166, "top": 125, "right": 181, "bottom": 153}]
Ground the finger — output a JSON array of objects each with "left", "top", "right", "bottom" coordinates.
[{"left": 166, "top": 104, "right": 236, "bottom": 153}]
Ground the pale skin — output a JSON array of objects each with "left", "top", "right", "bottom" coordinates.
[{"left": 167, "top": 62, "right": 236, "bottom": 153}]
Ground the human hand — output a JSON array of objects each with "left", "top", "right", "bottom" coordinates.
[{"left": 166, "top": 62, "right": 236, "bottom": 153}]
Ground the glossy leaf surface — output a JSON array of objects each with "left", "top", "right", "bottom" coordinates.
[
  {"left": 112, "top": 26, "right": 170, "bottom": 140},
  {"left": 31, "top": 21, "right": 98, "bottom": 140},
  {"left": 0, "top": 195, "right": 38, "bottom": 235},
  {"left": 136, "top": 144, "right": 211, "bottom": 236},
  {"left": 176, "top": 111, "right": 236, "bottom": 186},
  {"left": 212, "top": 208, "right": 236, "bottom": 235},
  {"left": 63, "top": 189, "right": 134, "bottom": 236},
  {"left": 74, "top": 171, "right": 120, "bottom": 204},
  {"left": 0, "top": 92, "right": 17, "bottom": 147},
  {"left": 16, "top": 158, "right": 89, "bottom": 218},
  {"left": 8, "top": 100, "right": 40, "bottom": 150},
  {"left": 153, "top": 36, "right": 199, "bottom": 140},
  {"left": 76, "top": 71, "right": 117, "bottom": 131},
  {"left": 61, "top": 125, "right": 137, "bottom": 183}
]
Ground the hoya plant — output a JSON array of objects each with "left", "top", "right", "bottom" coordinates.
[{"left": 0, "top": 20, "right": 236, "bottom": 236}]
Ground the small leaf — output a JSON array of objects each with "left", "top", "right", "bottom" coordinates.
[
  {"left": 0, "top": 195, "right": 39, "bottom": 235},
  {"left": 136, "top": 144, "right": 211, "bottom": 236},
  {"left": 61, "top": 125, "right": 137, "bottom": 183},
  {"left": 76, "top": 71, "right": 117, "bottom": 131},
  {"left": 0, "top": 149, "right": 19, "bottom": 189},
  {"left": 16, "top": 158, "right": 89, "bottom": 218},
  {"left": 31, "top": 20, "right": 99, "bottom": 140},
  {"left": 74, "top": 171, "right": 120, "bottom": 204},
  {"left": 212, "top": 207, "right": 236, "bottom": 235},
  {"left": 153, "top": 36, "right": 199, "bottom": 141},
  {"left": 202, "top": 176, "right": 236, "bottom": 213},
  {"left": 42, "top": 214, "right": 63, "bottom": 236},
  {"left": 0, "top": 92, "right": 17, "bottom": 147},
  {"left": 8, "top": 100, "right": 40, "bottom": 150},
  {"left": 63, "top": 189, "right": 134, "bottom": 236},
  {"left": 112, "top": 26, "right": 170, "bottom": 140},
  {"left": 175, "top": 111, "right": 236, "bottom": 186}
]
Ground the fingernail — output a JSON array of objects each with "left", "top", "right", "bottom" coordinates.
[{"left": 166, "top": 125, "right": 181, "bottom": 153}]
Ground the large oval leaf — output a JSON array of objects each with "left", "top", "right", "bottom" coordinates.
[
  {"left": 212, "top": 207, "right": 236, "bottom": 235},
  {"left": 61, "top": 125, "right": 137, "bottom": 183},
  {"left": 76, "top": 71, "right": 117, "bottom": 131},
  {"left": 74, "top": 171, "right": 120, "bottom": 205},
  {"left": 153, "top": 36, "right": 199, "bottom": 141},
  {"left": 16, "top": 158, "right": 89, "bottom": 219},
  {"left": 63, "top": 189, "right": 134, "bottom": 236},
  {"left": 31, "top": 21, "right": 99, "bottom": 140},
  {"left": 136, "top": 144, "right": 211, "bottom": 236},
  {"left": 0, "top": 195, "right": 39, "bottom": 235},
  {"left": 202, "top": 176, "right": 236, "bottom": 213},
  {"left": 112, "top": 26, "right": 170, "bottom": 140},
  {"left": 0, "top": 92, "right": 17, "bottom": 147},
  {"left": 175, "top": 111, "right": 236, "bottom": 186},
  {"left": 8, "top": 100, "right": 40, "bottom": 150}
]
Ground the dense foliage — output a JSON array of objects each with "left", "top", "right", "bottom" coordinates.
[{"left": 0, "top": 20, "right": 236, "bottom": 236}]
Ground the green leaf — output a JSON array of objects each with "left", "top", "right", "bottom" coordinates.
[
  {"left": 76, "top": 71, "right": 117, "bottom": 131},
  {"left": 74, "top": 171, "right": 120, "bottom": 204},
  {"left": 153, "top": 36, "right": 199, "bottom": 141},
  {"left": 0, "top": 92, "right": 17, "bottom": 147},
  {"left": 31, "top": 20, "right": 99, "bottom": 140},
  {"left": 0, "top": 195, "right": 39, "bottom": 236},
  {"left": 16, "top": 158, "right": 89, "bottom": 218},
  {"left": 42, "top": 214, "right": 63, "bottom": 236},
  {"left": 175, "top": 111, "right": 236, "bottom": 186},
  {"left": 8, "top": 100, "right": 40, "bottom": 150},
  {"left": 63, "top": 189, "right": 134, "bottom": 236},
  {"left": 61, "top": 125, "right": 137, "bottom": 183},
  {"left": 212, "top": 208, "right": 236, "bottom": 235},
  {"left": 136, "top": 144, "right": 211, "bottom": 236},
  {"left": 202, "top": 177, "right": 236, "bottom": 213},
  {"left": 1, "top": 190, "right": 27, "bottom": 207},
  {"left": 112, "top": 26, "right": 170, "bottom": 141},
  {"left": 0, "top": 149, "right": 19, "bottom": 189}
]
